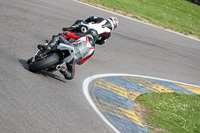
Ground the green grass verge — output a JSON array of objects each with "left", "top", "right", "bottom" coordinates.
[
  {"left": 81, "top": 0, "right": 200, "bottom": 39},
  {"left": 135, "top": 92, "right": 200, "bottom": 133}
]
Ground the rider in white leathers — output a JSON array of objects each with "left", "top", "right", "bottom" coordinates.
[{"left": 63, "top": 16, "right": 119, "bottom": 45}]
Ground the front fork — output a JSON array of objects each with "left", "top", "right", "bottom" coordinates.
[{"left": 32, "top": 43, "right": 49, "bottom": 62}]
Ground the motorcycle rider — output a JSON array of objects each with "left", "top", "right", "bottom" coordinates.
[
  {"left": 36, "top": 29, "right": 98, "bottom": 80},
  {"left": 62, "top": 16, "right": 119, "bottom": 45}
]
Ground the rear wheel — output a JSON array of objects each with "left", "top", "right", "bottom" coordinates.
[{"left": 29, "top": 53, "right": 60, "bottom": 72}]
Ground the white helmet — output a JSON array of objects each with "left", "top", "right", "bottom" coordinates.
[{"left": 107, "top": 17, "right": 119, "bottom": 30}]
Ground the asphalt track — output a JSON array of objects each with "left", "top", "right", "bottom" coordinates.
[{"left": 0, "top": 0, "right": 200, "bottom": 133}]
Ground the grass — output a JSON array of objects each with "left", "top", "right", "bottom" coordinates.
[
  {"left": 80, "top": 0, "right": 200, "bottom": 39},
  {"left": 135, "top": 92, "right": 200, "bottom": 133}
]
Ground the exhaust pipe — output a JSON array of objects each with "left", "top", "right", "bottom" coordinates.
[
  {"left": 56, "top": 65, "right": 67, "bottom": 71},
  {"left": 56, "top": 65, "right": 62, "bottom": 71}
]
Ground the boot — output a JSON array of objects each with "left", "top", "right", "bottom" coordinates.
[
  {"left": 59, "top": 65, "right": 74, "bottom": 80},
  {"left": 59, "top": 70, "right": 72, "bottom": 80},
  {"left": 37, "top": 43, "right": 52, "bottom": 51},
  {"left": 37, "top": 44, "right": 47, "bottom": 51}
]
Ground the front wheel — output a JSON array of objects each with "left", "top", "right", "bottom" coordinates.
[{"left": 29, "top": 52, "right": 60, "bottom": 72}]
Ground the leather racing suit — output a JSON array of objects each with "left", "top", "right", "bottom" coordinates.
[
  {"left": 63, "top": 16, "right": 112, "bottom": 45},
  {"left": 49, "top": 31, "right": 95, "bottom": 80}
]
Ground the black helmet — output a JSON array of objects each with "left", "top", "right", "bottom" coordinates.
[{"left": 86, "top": 29, "right": 99, "bottom": 42}]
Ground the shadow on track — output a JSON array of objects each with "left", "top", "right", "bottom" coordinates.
[
  {"left": 18, "top": 59, "right": 30, "bottom": 70},
  {"left": 18, "top": 59, "right": 66, "bottom": 83},
  {"left": 40, "top": 71, "right": 66, "bottom": 83}
]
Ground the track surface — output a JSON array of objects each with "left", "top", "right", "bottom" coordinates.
[
  {"left": 86, "top": 74, "right": 200, "bottom": 133},
  {"left": 0, "top": 0, "right": 200, "bottom": 132}
]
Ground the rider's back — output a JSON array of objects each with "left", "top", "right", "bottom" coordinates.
[{"left": 70, "top": 35, "right": 95, "bottom": 65}]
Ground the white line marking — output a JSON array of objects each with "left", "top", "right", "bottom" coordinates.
[
  {"left": 83, "top": 73, "right": 200, "bottom": 133},
  {"left": 83, "top": 74, "right": 120, "bottom": 133},
  {"left": 73, "top": 0, "right": 200, "bottom": 42}
]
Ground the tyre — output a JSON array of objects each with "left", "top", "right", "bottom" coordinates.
[
  {"left": 29, "top": 53, "right": 60, "bottom": 72},
  {"left": 27, "top": 57, "right": 33, "bottom": 64}
]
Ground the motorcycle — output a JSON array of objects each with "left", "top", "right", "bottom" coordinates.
[
  {"left": 27, "top": 40, "right": 75, "bottom": 73},
  {"left": 28, "top": 21, "right": 102, "bottom": 73}
]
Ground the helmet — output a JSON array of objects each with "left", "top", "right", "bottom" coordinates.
[
  {"left": 107, "top": 17, "right": 119, "bottom": 30},
  {"left": 86, "top": 29, "right": 99, "bottom": 42}
]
